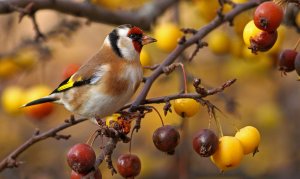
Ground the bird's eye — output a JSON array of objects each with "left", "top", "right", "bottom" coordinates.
[
  {"left": 129, "top": 34, "right": 142, "bottom": 41},
  {"left": 129, "top": 34, "right": 135, "bottom": 39}
]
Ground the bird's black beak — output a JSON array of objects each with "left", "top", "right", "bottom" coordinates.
[{"left": 141, "top": 35, "right": 157, "bottom": 45}]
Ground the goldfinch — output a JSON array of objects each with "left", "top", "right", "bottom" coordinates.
[{"left": 23, "top": 24, "right": 156, "bottom": 122}]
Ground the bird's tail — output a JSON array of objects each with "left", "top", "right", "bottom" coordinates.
[{"left": 22, "top": 97, "right": 58, "bottom": 107}]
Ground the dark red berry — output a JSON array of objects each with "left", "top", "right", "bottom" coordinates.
[
  {"left": 192, "top": 129, "right": 219, "bottom": 157},
  {"left": 152, "top": 125, "right": 180, "bottom": 154},
  {"left": 278, "top": 49, "right": 298, "bottom": 72},
  {"left": 249, "top": 31, "right": 277, "bottom": 54},
  {"left": 254, "top": 2, "right": 283, "bottom": 32},
  {"left": 117, "top": 154, "right": 141, "bottom": 178},
  {"left": 294, "top": 53, "right": 300, "bottom": 76},
  {"left": 70, "top": 169, "right": 102, "bottom": 179},
  {"left": 67, "top": 143, "right": 96, "bottom": 174}
]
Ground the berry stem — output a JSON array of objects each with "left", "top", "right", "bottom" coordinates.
[
  {"left": 212, "top": 110, "right": 223, "bottom": 137},
  {"left": 129, "top": 128, "right": 135, "bottom": 154},
  {"left": 149, "top": 106, "right": 165, "bottom": 126},
  {"left": 293, "top": 37, "right": 300, "bottom": 51},
  {"left": 208, "top": 116, "right": 212, "bottom": 129},
  {"left": 179, "top": 63, "right": 188, "bottom": 94},
  {"left": 86, "top": 130, "right": 99, "bottom": 146}
]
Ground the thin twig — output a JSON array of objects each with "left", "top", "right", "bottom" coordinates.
[
  {"left": 121, "top": 78, "right": 237, "bottom": 111},
  {"left": 0, "top": 0, "right": 179, "bottom": 30},
  {"left": 0, "top": 117, "right": 88, "bottom": 171}
]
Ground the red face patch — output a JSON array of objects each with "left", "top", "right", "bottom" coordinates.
[
  {"left": 128, "top": 26, "right": 143, "bottom": 36},
  {"left": 128, "top": 27, "right": 144, "bottom": 53},
  {"left": 132, "top": 41, "right": 142, "bottom": 53}
]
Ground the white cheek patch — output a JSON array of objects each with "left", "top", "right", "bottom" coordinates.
[
  {"left": 118, "top": 37, "right": 139, "bottom": 61},
  {"left": 117, "top": 28, "right": 130, "bottom": 37}
]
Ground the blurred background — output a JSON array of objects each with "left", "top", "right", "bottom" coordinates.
[{"left": 1, "top": 0, "right": 300, "bottom": 178}]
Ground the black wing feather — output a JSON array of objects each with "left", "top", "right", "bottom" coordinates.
[{"left": 51, "top": 76, "right": 92, "bottom": 94}]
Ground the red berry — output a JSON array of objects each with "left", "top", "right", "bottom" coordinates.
[
  {"left": 249, "top": 30, "right": 277, "bottom": 53},
  {"left": 294, "top": 53, "right": 300, "bottom": 76},
  {"left": 192, "top": 129, "right": 219, "bottom": 157},
  {"left": 67, "top": 143, "right": 96, "bottom": 174},
  {"left": 152, "top": 125, "right": 180, "bottom": 154},
  {"left": 254, "top": 2, "right": 283, "bottom": 32},
  {"left": 117, "top": 154, "right": 141, "bottom": 178},
  {"left": 63, "top": 63, "right": 80, "bottom": 79},
  {"left": 278, "top": 49, "right": 298, "bottom": 72},
  {"left": 70, "top": 169, "right": 102, "bottom": 179}
]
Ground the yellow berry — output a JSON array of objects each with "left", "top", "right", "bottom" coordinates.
[
  {"left": 1, "top": 86, "right": 25, "bottom": 115},
  {"left": 235, "top": 126, "right": 261, "bottom": 155},
  {"left": 0, "top": 58, "right": 19, "bottom": 78},
  {"left": 208, "top": 30, "right": 231, "bottom": 55},
  {"left": 173, "top": 98, "right": 200, "bottom": 117},
  {"left": 14, "top": 49, "right": 38, "bottom": 69},
  {"left": 243, "top": 20, "right": 262, "bottom": 47},
  {"left": 193, "top": 0, "right": 219, "bottom": 22},
  {"left": 140, "top": 49, "right": 152, "bottom": 67},
  {"left": 266, "top": 25, "right": 286, "bottom": 55},
  {"left": 211, "top": 136, "right": 244, "bottom": 171},
  {"left": 230, "top": 36, "right": 244, "bottom": 57},
  {"left": 154, "top": 23, "right": 182, "bottom": 52}
]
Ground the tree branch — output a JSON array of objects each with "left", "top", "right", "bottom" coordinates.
[
  {"left": 0, "top": 0, "right": 178, "bottom": 30},
  {"left": 130, "top": 0, "right": 267, "bottom": 110},
  {"left": 0, "top": 116, "right": 88, "bottom": 172},
  {"left": 120, "top": 78, "right": 236, "bottom": 111},
  {"left": 0, "top": 0, "right": 267, "bottom": 174}
]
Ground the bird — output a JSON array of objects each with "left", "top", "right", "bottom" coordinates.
[{"left": 22, "top": 24, "right": 156, "bottom": 123}]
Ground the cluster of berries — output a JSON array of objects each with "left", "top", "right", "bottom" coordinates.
[{"left": 243, "top": 1, "right": 284, "bottom": 54}]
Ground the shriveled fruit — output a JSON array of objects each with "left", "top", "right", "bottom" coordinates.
[
  {"left": 70, "top": 169, "right": 102, "bottom": 179},
  {"left": 235, "top": 126, "right": 261, "bottom": 155},
  {"left": 117, "top": 154, "right": 141, "bottom": 178},
  {"left": 105, "top": 113, "right": 121, "bottom": 127},
  {"left": 173, "top": 98, "right": 200, "bottom": 117},
  {"left": 278, "top": 49, "right": 297, "bottom": 73},
  {"left": 249, "top": 31, "right": 277, "bottom": 53},
  {"left": 67, "top": 143, "right": 96, "bottom": 174},
  {"left": 253, "top": 1, "right": 283, "bottom": 32},
  {"left": 193, "top": 129, "right": 218, "bottom": 157},
  {"left": 211, "top": 136, "right": 244, "bottom": 171},
  {"left": 153, "top": 125, "right": 180, "bottom": 154},
  {"left": 294, "top": 53, "right": 300, "bottom": 76},
  {"left": 243, "top": 20, "right": 277, "bottom": 53}
]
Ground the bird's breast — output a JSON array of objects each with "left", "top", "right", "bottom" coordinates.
[{"left": 102, "top": 63, "right": 143, "bottom": 96}]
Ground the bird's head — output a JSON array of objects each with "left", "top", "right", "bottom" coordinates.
[{"left": 105, "top": 24, "right": 156, "bottom": 61}]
